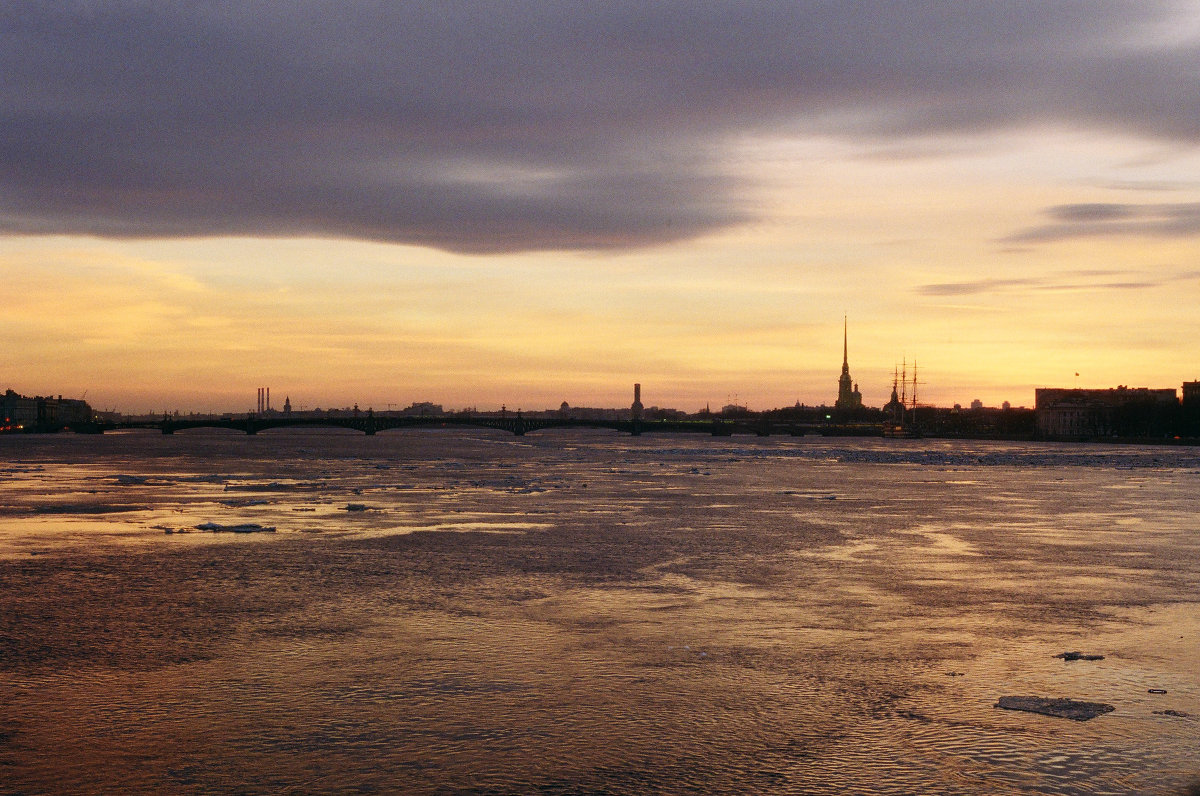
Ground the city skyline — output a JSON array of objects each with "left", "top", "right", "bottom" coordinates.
[{"left": 4, "top": 3, "right": 1200, "bottom": 414}]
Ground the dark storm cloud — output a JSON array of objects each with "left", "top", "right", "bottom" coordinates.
[
  {"left": 1004, "top": 202, "right": 1200, "bottom": 243},
  {"left": 3, "top": 1, "right": 1200, "bottom": 253}
]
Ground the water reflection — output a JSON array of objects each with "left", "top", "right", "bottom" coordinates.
[{"left": 0, "top": 431, "right": 1198, "bottom": 794}]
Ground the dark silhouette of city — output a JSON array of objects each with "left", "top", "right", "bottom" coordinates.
[{"left": 6, "top": 322, "right": 1198, "bottom": 442}]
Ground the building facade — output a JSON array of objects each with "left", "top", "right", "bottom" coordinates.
[
  {"left": 2, "top": 390, "right": 92, "bottom": 430},
  {"left": 1035, "top": 386, "right": 1179, "bottom": 439},
  {"left": 1181, "top": 381, "right": 1200, "bottom": 436},
  {"left": 2, "top": 390, "right": 38, "bottom": 428}
]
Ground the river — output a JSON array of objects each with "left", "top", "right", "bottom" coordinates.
[{"left": 1, "top": 430, "right": 1197, "bottom": 794}]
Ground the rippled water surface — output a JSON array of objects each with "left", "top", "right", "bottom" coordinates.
[{"left": 2, "top": 431, "right": 1198, "bottom": 794}]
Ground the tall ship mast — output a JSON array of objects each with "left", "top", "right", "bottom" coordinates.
[
  {"left": 910, "top": 360, "right": 919, "bottom": 411},
  {"left": 884, "top": 357, "right": 923, "bottom": 438}
]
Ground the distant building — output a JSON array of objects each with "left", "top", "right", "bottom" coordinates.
[
  {"left": 2, "top": 390, "right": 38, "bottom": 428},
  {"left": 47, "top": 396, "right": 92, "bottom": 426},
  {"left": 1035, "top": 386, "right": 1178, "bottom": 439},
  {"left": 400, "top": 401, "right": 443, "bottom": 416},
  {"left": 883, "top": 367, "right": 904, "bottom": 420},
  {"left": 643, "top": 405, "right": 688, "bottom": 420},
  {"left": 631, "top": 383, "right": 644, "bottom": 421},
  {"left": 1181, "top": 381, "right": 1200, "bottom": 435},
  {"left": 719, "top": 403, "right": 751, "bottom": 418},
  {"left": 1183, "top": 381, "right": 1200, "bottom": 412},
  {"left": 2, "top": 390, "right": 92, "bottom": 430},
  {"left": 553, "top": 405, "right": 627, "bottom": 421},
  {"left": 834, "top": 318, "right": 863, "bottom": 410}
]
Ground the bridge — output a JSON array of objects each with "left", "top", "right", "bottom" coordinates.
[{"left": 50, "top": 412, "right": 884, "bottom": 438}]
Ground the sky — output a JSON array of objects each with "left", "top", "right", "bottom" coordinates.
[{"left": 3, "top": 1, "right": 1200, "bottom": 414}]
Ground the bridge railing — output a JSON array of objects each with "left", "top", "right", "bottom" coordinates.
[{"left": 69, "top": 414, "right": 885, "bottom": 438}]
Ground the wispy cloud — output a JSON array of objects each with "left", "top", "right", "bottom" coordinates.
[
  {"left": 1105, "top": 179, "right": 1198, "bottom": 193},
  {"left": 918, "top": 278, "right": 1039, "bottom": 296},
  {"left": 3, "top": 2, "right": 1200, "bottom": 252},
  {"left": 1003, "top": 202, "right": 1200, "bottom": 244},
  {"left": 915, "top": 267, "right": 1199, "bottom": 296}
]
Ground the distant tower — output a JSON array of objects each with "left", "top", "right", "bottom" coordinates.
[
  {"left": 835, "top": 317, "right": 863, "bottom": 410},
  {"left": 631, "top": 383, "right": 644, "bottom": 421},
  {"left": 283, "top": 396, "right": 292, "bottom": 414},
  {"left": 884, "top": 365, "right": 903, "bottom": 420}
]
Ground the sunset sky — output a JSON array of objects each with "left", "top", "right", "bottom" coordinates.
[{"left": 4, "top": 2, "right": 1200, "bottom": 414}]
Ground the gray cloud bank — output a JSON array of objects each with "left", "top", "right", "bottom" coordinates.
[{"left": 3, "top": 1, "right": 1200, "bottom": 253}]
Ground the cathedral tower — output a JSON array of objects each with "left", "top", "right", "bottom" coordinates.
[{"left": 835, "top": 317, "right": 863, "bottom": 410}]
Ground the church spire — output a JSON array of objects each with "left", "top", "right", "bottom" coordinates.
[
  {"left": 842, "top": 315, "right": 849, "bottom": 371},
  {"left": 835, "top": 316, "right": 861, "bottom": 411}
]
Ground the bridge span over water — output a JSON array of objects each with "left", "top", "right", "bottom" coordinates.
[{"left": 73, "top": 413, "right": 883, "bottom": 438}]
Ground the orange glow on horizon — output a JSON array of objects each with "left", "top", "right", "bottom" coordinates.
[{"left": 5, "top": 131, "right": 1200, "bottom": 415}]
